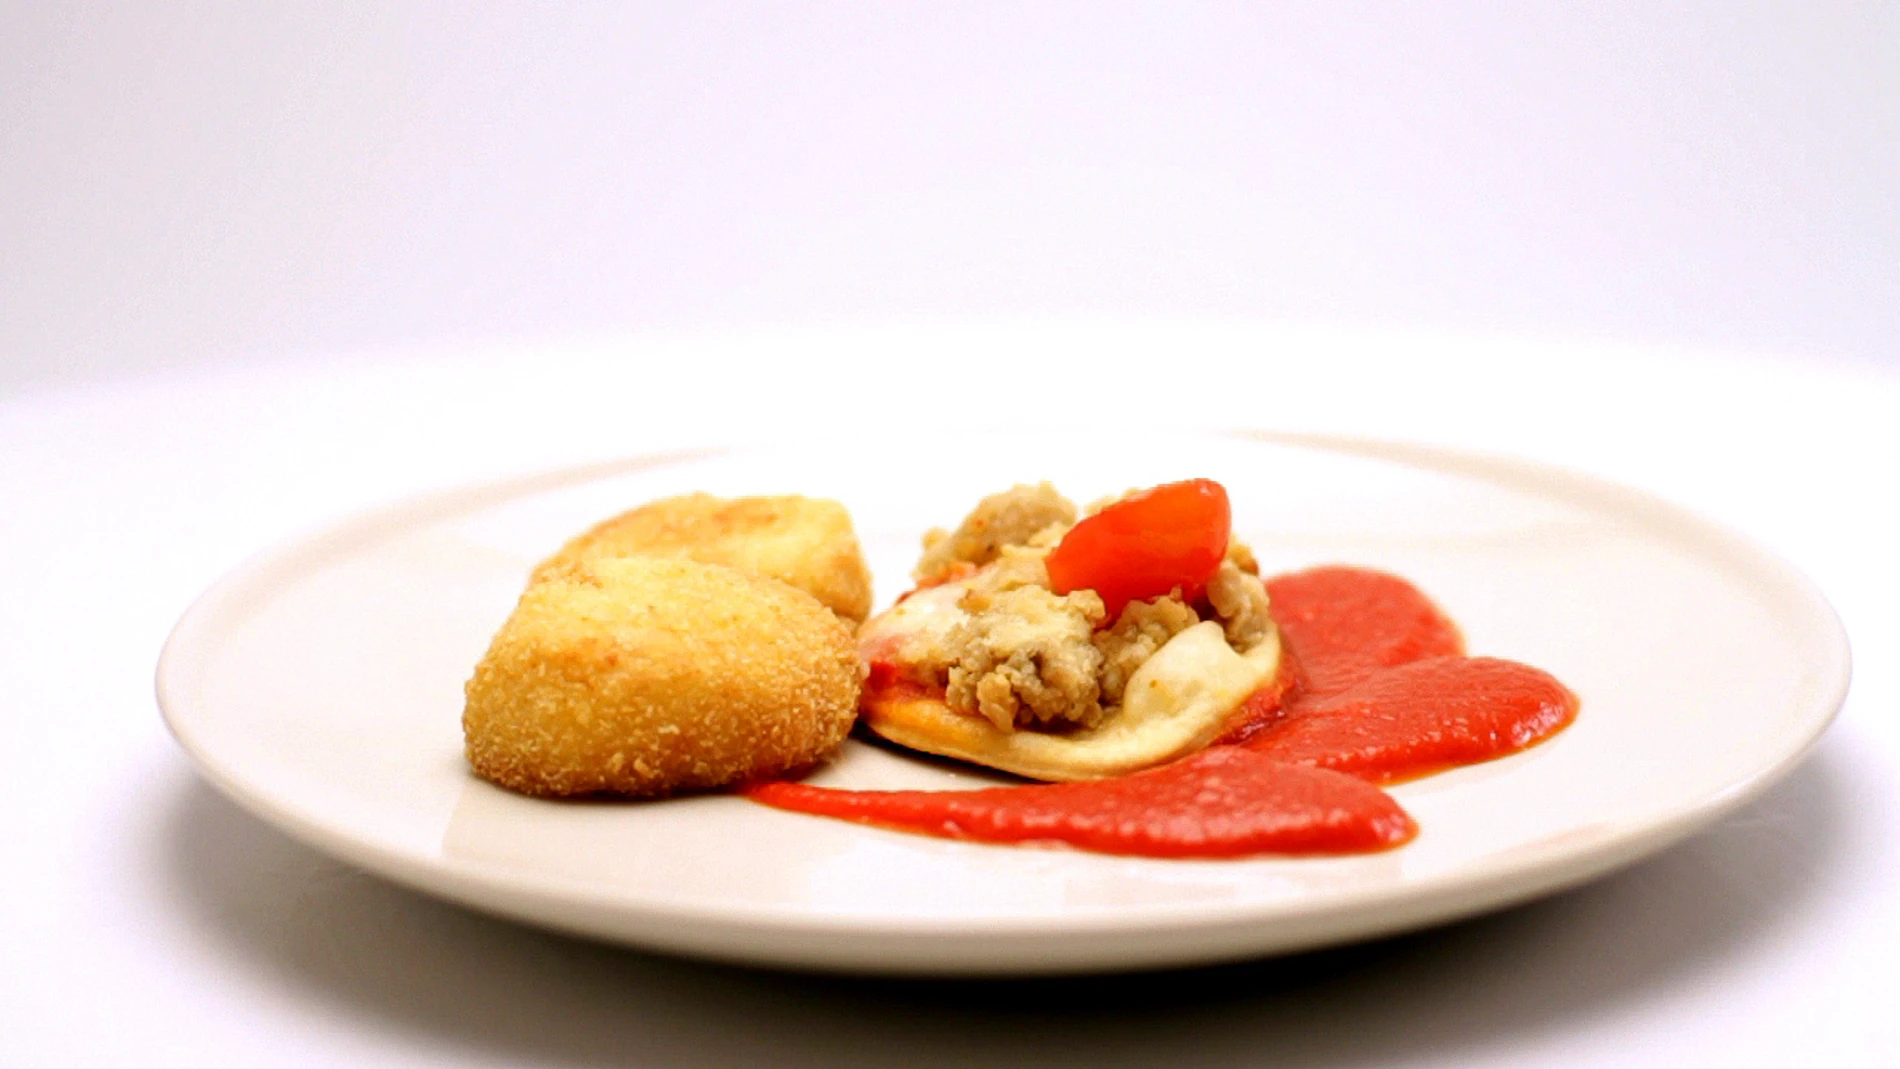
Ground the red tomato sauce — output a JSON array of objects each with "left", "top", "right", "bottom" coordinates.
[
  {"left": 752, "top": 566, "right": 1575, "bottom": 859},
  {"left": 1246, "top": 655, "right": 1579, "bottom": 784},
  {"left": 1267, "top": 566, "right": 1466, "bottom": 699},
  {"left": 863, "top": 658, "right": 936, "bottom": 703},
  {"left": 745, "top": 748, "right": 1416, "bottom": 858}
]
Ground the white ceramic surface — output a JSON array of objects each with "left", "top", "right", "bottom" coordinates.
[{"left": 155, "top": 432, "right": 1850, "bottom": 975}]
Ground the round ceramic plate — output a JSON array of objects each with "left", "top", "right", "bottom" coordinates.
[{"left": 156, "top": 432, "right": 1849, "bottom": 975}]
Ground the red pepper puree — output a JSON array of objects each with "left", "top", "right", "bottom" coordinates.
[
  {"left": 745, "top": 567, "right": 1578, "bottom": 859},
  {"left": 747, "top": 748, "right": 1414, "bottom": 859}
]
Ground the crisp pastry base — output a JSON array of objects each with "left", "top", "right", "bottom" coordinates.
[{"left": 861, "top": 621, "right": 1287, "bottom": 781}]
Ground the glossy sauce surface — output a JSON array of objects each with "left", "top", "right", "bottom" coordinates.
[
  {"left": 1267, "top": 565, "right": 1466, "bottom": 699},
  {"left": 1247, "top": 654, "right": 1579, "bottom": 783},
  {"left": 746, "top": 747, "right": 1416, "bottom": 858},
  {"left": 754, "top": 567, "right": 1576, "bottom": 858}
]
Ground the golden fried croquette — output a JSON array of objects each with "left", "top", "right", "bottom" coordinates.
[
  {"left": 464, "top": 556, "right": 864, "bottom": 798},
  {"left": 533, "top": 493, "right": 873, "bottom": 622}
]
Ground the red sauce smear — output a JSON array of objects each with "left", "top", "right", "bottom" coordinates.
[
  {"left": 1217, "top": 566, "right": 1466, "bottom": 745},
  {"left": 746, "top": 748, "right": 1416, "bottom": 858},
  {"left": 1266, "top": 565, "right": 1466, "bottom": 699},
  {"left": 1247, "top": 655, "right": 1579, "bottom": 784},
  {"left": 753, "top": 566, "right": 1576, "bottom": 858}
]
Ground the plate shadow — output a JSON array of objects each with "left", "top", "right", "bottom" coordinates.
[{"left": 152, "top": 749, "right": 1849, "bottom": 1068}]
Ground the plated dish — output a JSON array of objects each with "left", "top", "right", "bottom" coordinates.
[
  {"left": 460, "top": 472, "right": 1577, "bottom": 859},
  {"left": 155, "top": 432, "right": 1850, "bottom": 974}
]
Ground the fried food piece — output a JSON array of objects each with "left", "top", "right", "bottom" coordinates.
[
  {"left": 464, "top": 557, "right": 864, "bottom": 798},
  {"left": 534, "top": 493, "right": 872, "bottom": 622},
  {"left": 914, "top": 483, "right": 1076, "bottom": 584}
]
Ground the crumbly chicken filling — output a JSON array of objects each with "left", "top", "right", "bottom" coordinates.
[
  {"left": 914, "top": 483, "right": 1077, "bottom": 583},
  {"left": 897, "top": 484, "right": 1278, "bottom": 734},
  {"left": 1225, "top": 540, "right": 1259, "bottom": 576},
  {"left": 1206, "top": 560, "right": 1272, "bottom": 649},
  {"left": 957, "top": 539, "right": 1058, "bottom": 611},
  {"left": 944, "top": 586, "right": 1108, "bottom": 732},
  {"left": 1094, "top": 594, "right": 1202, "bottom": 707}
]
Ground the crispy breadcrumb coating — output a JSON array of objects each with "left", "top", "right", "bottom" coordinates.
[
  {"left": 534, "top": 493, "right": 873, "bottom": 622},
  {"left": 944, "top": 585, "right": 1108, "bottom": 732},
  {"left": 464, "top": 557, "right": 863, "bottom": 798},
  {"left": 914, "top": 483, "right": 1077, "bottom": 583},
  {"left": 1094, "top": 594, "right": 1203, "bottom": 706}
]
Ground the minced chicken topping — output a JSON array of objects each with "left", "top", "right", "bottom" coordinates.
[
  {"left": 1094, "top": 594, "right": 1200, "bottom": 708},
  {"left": 946, "top": 585, "right": 1107, "bottom": 733},
  {"left": 899, "top": 484, "right": 1273, "bottom": 733},
  {"left": 914, "top": 482, "right": 1076, "bottom": 584}
]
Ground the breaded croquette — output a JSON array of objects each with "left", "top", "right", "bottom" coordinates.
[
  {"left": 464, "top": 556, "right": 864, "bottom": 798},
  {"left": 533, "top": 493, "right": 873, "bottom": 622}
]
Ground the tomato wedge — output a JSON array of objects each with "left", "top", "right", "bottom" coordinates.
[{"left": 1045, "top": 478, "right": 1231, "bottom": 621}]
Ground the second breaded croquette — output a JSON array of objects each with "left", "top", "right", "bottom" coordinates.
[
  {"left": 464, "top": 556, "right": 864, "bottom": 798},
  {"left": 533, "top": 493, "right": 873, "bottom": 622}
]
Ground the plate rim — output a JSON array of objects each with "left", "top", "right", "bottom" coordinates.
[{"left": 155, "top": 430, "right": 1853, "bottom": 973}]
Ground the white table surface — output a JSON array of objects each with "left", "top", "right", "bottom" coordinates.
[{"left": 1, "top": 322, "right": 1896, "bottom": 1067}]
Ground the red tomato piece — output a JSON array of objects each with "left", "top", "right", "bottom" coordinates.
[{"left": 1045, "top": 478, "right": 1231, "bottom": 621}]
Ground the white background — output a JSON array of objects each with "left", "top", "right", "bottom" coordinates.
[
  {"left": 3, "top": 4, "right": 1897, "bottom": 1067},
  {"left": 5, "top": 2, "right": 1898, "bottom": 390}
]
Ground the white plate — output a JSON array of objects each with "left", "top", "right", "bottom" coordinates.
[{"left": 156, "top": 432, "right": 1850, "bottom": 975}]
